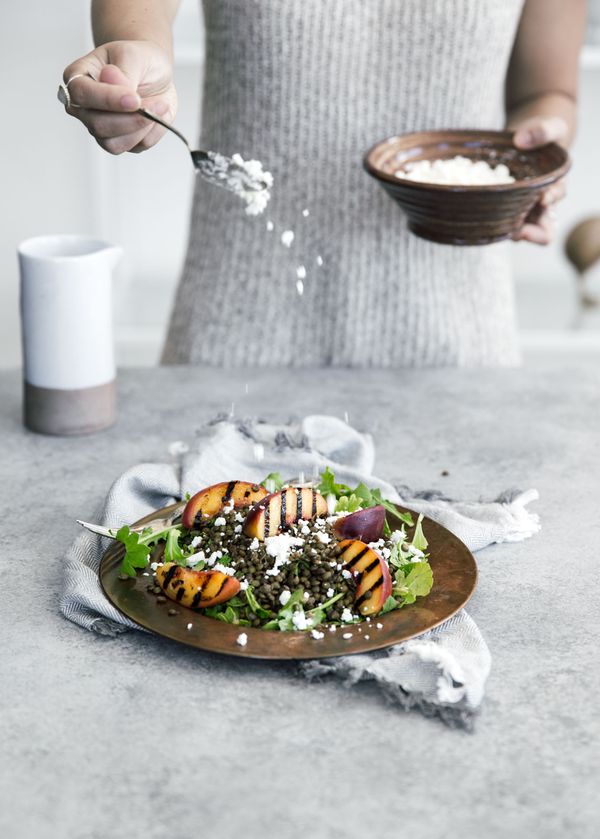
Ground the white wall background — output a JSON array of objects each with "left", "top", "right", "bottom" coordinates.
[{"left": 1, "top": 0, "right": 599, "bottom": 369}]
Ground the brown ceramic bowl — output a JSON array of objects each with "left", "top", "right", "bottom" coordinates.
[{"left": 364, "top": 129, "right": 570, "bottom": 245}]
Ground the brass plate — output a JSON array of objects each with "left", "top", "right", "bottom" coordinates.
[{"left": 100, "top": 503, "right": 477, "bottom": 660}]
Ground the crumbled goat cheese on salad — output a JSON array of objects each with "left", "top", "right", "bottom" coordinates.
[
  {"left": 292, "top": 611, "right": 312, "bottom": 630},
  {"left": 311, "top": 629, "right": 325, "bottom": 640},
  {"left": 213, "top": 563, "right": 235, "bottom": 576},
  {"left": 236, "top": 632, "right": 248, "bottom": 646},
  {"left": 279, "top": 590, "right": 292, "bottom": 606},
  {"left": 264, "top": 533, "right": 305, "bottom": 576},
  {"left": 395, "top": 155, "right": 514, "bottom": 185},
  {"left": 341, "top": 608, "right": 355, "bottom": 623},
  {"left": 214, "top": 517, "right": 227, "bottom": 527}
]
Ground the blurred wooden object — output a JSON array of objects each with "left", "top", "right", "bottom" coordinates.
[{"left": 564, "top": 217, "right": 600, "bottom": 311}]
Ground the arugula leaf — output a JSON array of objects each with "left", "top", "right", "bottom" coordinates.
[
  {"left": 163, "top": 529, "right": 187, "bottom": 565},
  {"left": 318, "top": 591, "right": 345, "bottom": 611},
  {"left": 274, "top": 588, "right": 307, "bottom": 631},
  {"left": 317, "top": 467, "right": 352, "bottom": 499},
  {"left": 261, "top": 619, "right": 280, "bottom": 630},
  {"left": 244, "top": 586, "right": 273, "bottom": 619},
  {"left": 262, "top": 472, "right": 285, "bottom": 492},
  {"left": 393, "top": 562, "right": 433, "bottom": 605},
  {"left": 334, "top": 494, "right": 363, "bottom": 513},
  {"left": 381, "top": 595, "right": 400, "bottom": 614},
  {"left": 115, "top": 526, "right": 151, "bottom": 577},
  {"left": 223, "top": 605, "right": 240, "bottom": 624},
  {"left": 411, "top": 514, "right": 429, "bottom": 552},
  {"left": 388, "top": 540, "right": 411, "bottom": 568},
  {"left": 319, "top": 468, "right": 411, "bottom": 538}
]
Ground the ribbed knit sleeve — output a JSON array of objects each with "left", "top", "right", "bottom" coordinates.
[{"left": 162, "top": 0, "right": 524, "bottom": 367}]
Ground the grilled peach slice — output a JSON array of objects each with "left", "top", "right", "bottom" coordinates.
[
  {"left": 156, "top": 563, "right": 240, "bottom": 609},
  {"left": 182, "top": 480, "right": 269, "bottom": 528},
  {"left": 333, "top": 506, "right": 386, "bottom": 543},
  {"left": 337, "top": 539, "right": 392, "bottom": 616},
  {"left": 243, "top": 487, "right": 328, "bottom": 540}
]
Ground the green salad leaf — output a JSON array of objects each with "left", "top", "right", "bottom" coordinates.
[
  {"left": 261, "top": 472, "right": 285, "bottom": 492},
  {"left": 115, "top": 523, "right": 186, "bottom": 577},
  {"left": 318, "top": 467, "right": 352, "bottom": 499},
  {"left": 318, "top": 468, "right": 414, "bottom": 535},
  {"left": 411, "top": 514, "right": 429, "bottom": 552},
  {"left": 334, "top": 494, "right": 363, "bottom": 513},
  {"left": 381, "top": 595, "right": 400, "bottom": 614},
  {"left": 115, "top": 526, "right": 152, "bottom": 577},
  {"left": 393, "top": 562, "right": 434, "bottom": 605},
  {"left": 163, "top": 529, "right": 188, "bottom": 565},
  {"left": 244, "top": 586, "right": 273, "bottom": 619}
]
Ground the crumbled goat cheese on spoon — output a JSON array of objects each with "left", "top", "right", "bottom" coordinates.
[
  {"left": 395, "top": 155, "right": 514, "bottom": 186},
  {"left": 196, "top": 152, "right": 273, "bottom": 215}
]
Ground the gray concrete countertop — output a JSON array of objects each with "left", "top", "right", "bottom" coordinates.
[{"left": 1, "top": 363, "right": 598, "bottom": 839}]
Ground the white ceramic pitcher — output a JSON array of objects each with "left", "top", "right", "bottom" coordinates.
[{"left": 18, "top": 235, "right": 122, "bottom": 435}]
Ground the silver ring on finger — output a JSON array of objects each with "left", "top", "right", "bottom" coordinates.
[{"left": 57, "top": 72, "right": 96, "bottom": 110}]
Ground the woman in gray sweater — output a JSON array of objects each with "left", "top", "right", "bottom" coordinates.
[{"left": 62, "top": 0, "right": 585, "bottom": 367}]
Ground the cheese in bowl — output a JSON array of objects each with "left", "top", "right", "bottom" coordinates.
[{"left": 394, "top": 155, "right": 515, "bottom": 186}]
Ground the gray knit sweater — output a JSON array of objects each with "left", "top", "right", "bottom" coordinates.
[{"left": 162, "top": 0, "right": 524, "bottom": 367}]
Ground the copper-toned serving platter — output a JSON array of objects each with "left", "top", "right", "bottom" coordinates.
[{"left": 100, "top": 503, "right": 477, "bottom": 660}]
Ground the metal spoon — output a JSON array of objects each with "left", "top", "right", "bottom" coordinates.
[{"left": 138, "top": 107, "right": 270, "bottom": 192}]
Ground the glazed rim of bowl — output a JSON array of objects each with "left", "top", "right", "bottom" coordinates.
[{"left": 364, "top": 129, "right": 571, "bottom": 193}]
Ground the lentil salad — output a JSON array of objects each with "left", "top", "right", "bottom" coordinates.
[{"left": 114, "top": 469, "right": 434, "bottom": 633}]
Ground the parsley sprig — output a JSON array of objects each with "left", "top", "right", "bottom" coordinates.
[{"left": 114, "top": 524, "right": 188, "bottom": 577}]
